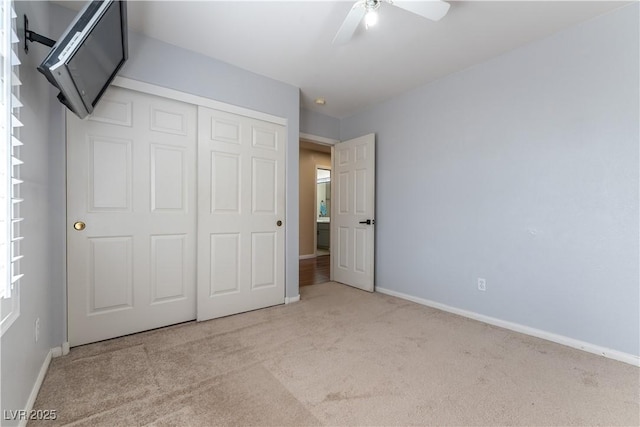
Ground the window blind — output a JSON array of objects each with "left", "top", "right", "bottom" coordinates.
[{"left": 1, "top": 0, "right": 22, "bottom": 300}]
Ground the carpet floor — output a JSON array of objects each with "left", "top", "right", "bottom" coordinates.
[{"left": 31, "top": 282, "right": 639, "bottom": 426}]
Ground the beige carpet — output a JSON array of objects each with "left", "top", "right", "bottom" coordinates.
[{"left": 31, "top": 282, "right": 639, "bottom": 426}]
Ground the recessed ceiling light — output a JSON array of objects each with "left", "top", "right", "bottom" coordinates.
[{"left": 315, "top": 97, "right": 326, "bottom": 106}]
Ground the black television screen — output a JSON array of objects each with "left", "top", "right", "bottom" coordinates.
[{"left": 38, "top": 0, "right": 128, "bottom": 119}]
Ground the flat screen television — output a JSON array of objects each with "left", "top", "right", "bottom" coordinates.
[{"left": 38, "top": 0, "right": 128, "bottom": 119}]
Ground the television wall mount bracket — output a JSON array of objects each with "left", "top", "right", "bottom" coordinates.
[{"left": 24, "top": 15, "right": 56, "bottom": 53}]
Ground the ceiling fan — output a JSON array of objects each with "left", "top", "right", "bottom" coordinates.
[{"left": 333, "top": 0, "right": 451, "bottom": 45}]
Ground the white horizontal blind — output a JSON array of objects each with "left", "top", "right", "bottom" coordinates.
[{"left": 0, "top": 0, "right": 22, "bottom": 300}]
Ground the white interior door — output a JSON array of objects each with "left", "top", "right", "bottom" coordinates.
[
  {"left": 67, "top": 87, "right": 197, "bottom": 346},
  {"left": 197, "top": 107, "right": 285, "bottom": 321},
  {"left": 332, "top": 134, "right": 376, "bottom": 291}
]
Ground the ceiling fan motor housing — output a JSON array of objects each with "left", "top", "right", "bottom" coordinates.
[{"left": 365, "top": 0, "right": 382, "bottom": 12}]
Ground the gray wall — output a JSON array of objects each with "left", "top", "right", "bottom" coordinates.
[
  {"left": 50, "top": 4, "right": 301, "bottom": 299},
  {"left": 341, "top": 4, "right": 639, "bottom": 356},
  {"left": 1, "top": 1, "right": 65, "bottom": 422},
  {"left": 300, "top": 108, "right": 340, "bottom": 140}
]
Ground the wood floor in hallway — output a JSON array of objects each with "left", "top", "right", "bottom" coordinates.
[{"left": 299, "top": 255, "right": 330, "bottom": 286}]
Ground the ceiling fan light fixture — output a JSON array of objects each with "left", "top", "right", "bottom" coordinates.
[
  {"left": 365, "top": 9, "right": 378, "bottom": 29},
  {"left": 332, "top": 0, "right": 450, "bottom": 45}
]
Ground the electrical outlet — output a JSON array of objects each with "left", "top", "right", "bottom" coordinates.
[
  {"left": 477, "top": 278, "right": 486, "bottom": 291},
  {"left": 35, "top": 317, "right": 40, "bottom": 342}
]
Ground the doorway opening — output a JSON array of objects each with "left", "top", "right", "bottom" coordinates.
[
  {"left": 316, "top": 167, "right": 331, "bottom": 256},
  {"left": 299, "top": 139, "right": 333, "bottom": 286}
]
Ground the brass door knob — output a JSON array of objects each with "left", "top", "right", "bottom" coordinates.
[
  {"left": 276, "top": 220, "right": 283, "bottom": 227},
  {"left": 73, "top": 221, "right": 86, "bottom": 231}
]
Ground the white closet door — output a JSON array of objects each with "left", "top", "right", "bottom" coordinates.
[
  {"left": 197, "top": 107, "right": 285, "bottom": 321},
  {"left": 67, "top": 87, "right": 197, "bottom": 346}
]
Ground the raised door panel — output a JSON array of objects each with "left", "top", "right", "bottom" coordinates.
[
  {"left": 338, "top": 171, "right": 350, "bottom": 214},
  {"left": 88, "top": 236, "right": 133, "bottom": 314},
  {"left": 338, "top": 147, "right": 350, "bottom": 166},
  {"left": 354, "top": 228, "right": 367, "bottom": 274},
  {"left": 251, "top": 232, "right": 277, "bottom": 289},
  {"left": 252, "top": 158, "right": 277, "bottom": 215},
  {"left": 89, "top": 136, "right": 132, "bottom": 212},
  {"left": 150, "top": 235, "right": 187, "bottom": 304},
  {"left": 355, "top": 143, "right": 368, "bottom": 162},
  {"left": 337, "top": 227, "right": 349, "bottom": 270},
  {"left": 355, "top": 168, "right": 367, "bottom": 214},
  {"left": 151, "top": 145, "right": 187, "bottom": 212},
  {"left": 209, "top": 233, "right": 241, "bottom": 296},
  {"left": 150, "top": 106, "right": 188, "bottom": 136},
  {"left": 89, "top": 97, "right": 133, "bottom": 127},
  {"left": 211, "top": 118, "right": 241, "bottom": 144},
  {"left": 252, "top": 126, "right": 278, "bottom": 151},
  {"left": 211, "top": 152, "right": 241, "bottom": 214}
]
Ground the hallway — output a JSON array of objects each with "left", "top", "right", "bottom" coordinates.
[{"left": 299, "top": 256, "right": 330, "bottom": 287}]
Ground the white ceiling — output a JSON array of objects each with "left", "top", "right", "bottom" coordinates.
[{"left": 56, "top": 1, "right": 629, "bottom": 118}]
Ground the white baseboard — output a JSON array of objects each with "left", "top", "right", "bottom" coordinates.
[
  {"left": 51, "top": 346, "right": 62, "bottom": 358},
  {"left": 285, "top": 295, "right": 300, "bottom": 304},
  {"left": 50, "top": 342, "right": 69, "bottom": 358},
  {"left": 18, "top": 349, "right": 53, "bottom": 427},
  {"left": 299, "top": 254, "right": 316, "bottom": 260},
  {"left": 375, "top": 286, "right": 640, "bottom": 367}
]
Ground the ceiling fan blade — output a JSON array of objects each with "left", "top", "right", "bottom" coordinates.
[
  {"left": 391, "top": 0, "right": 451, "bottom": 22},
  {"left": 332, "top": 2, "right": 366, "bottom": 45}
]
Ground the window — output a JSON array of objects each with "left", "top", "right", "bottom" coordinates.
[{"left": 1, "top": 0, "right": 22, "bottom": 335}]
